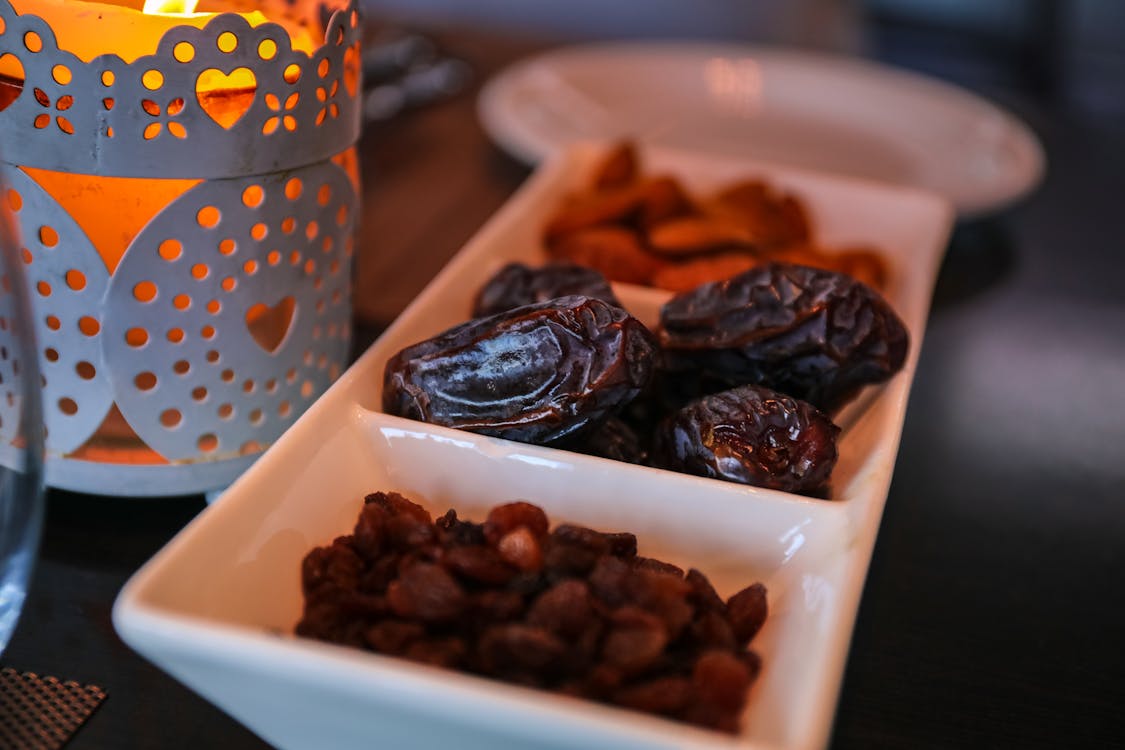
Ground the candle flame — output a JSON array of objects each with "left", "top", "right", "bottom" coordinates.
[{"left": 142, "top": 0, "right": 200, "bottom": 15}]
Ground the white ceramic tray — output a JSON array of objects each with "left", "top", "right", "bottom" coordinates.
[{"left": 114, "top": 145, "right": 954, "bottom": 750}]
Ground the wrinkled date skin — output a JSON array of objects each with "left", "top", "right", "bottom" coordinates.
[
  {"left": 651, "top": 384, "right": 840, "bottom": 495},
  {"left": 659, "top": 263, "right": 909, "bottom": 413},
  {"left": 472, "top": 262, "right": 621, "bottom": 317},
  {"left": 560, "top": 416, "right": 648, "bottom": 465},
  {"left": 384, "top": 296, "right": 659, "bottom": 444}
]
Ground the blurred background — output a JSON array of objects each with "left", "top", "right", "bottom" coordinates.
[{"left": 362, "top": 0, "right": 1125, "bottom": 126}]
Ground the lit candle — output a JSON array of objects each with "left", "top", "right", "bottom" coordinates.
[
  {"left": 2, "top": 0, "right": 323, "bottom": 271},
  {"left": 0, "top": 0, "right": 361, "bottom": 484}
]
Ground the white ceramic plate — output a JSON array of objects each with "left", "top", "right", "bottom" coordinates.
[
  {"left": 478, "top": 41, "right": 1044, "bottom": 217},
  {"left": 114, "top": 145, "right": 953, "bottom": 750}
]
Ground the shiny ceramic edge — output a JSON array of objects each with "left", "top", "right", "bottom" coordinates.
[
  {"left": 114, "top": 144, "right": 954, "bottom": 750},
  {"left": 477, "top": 40, "right": 1044, "bottom": 217}
]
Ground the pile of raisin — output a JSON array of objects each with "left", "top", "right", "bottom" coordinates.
[{"left": 297, "top": 492, "right": 768, "bottom": 734}]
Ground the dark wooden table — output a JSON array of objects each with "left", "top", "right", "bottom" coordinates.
[{"left": 5, "top": 21, "right": 1125, "bottom": 750}]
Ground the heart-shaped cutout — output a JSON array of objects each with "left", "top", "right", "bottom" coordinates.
[
  {"left": 246, "top": 296, "right": 295, "bottom": 354},
  {"left": 0, "top": 54, "right": 25, "bottom": 113},
  {"left": 196, "top": 68, "right": 257, "bottom": 128}
]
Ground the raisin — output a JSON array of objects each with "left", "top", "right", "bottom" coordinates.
[
  {"left": 601, "top": 606, "right": 669, "bottom": 675},
  {"left": 384, "top": 513, "right": 436, "bottom": 550},
  {"left": 544, "top": 523, "right": 633, "bottom": 579},
  {"left": 688, "top": 610, "right": 738, "bottom": 651},
  {"left": 632, "top": 568, "right": 693, "bottom": 638},
  {"left": 503, "top": 570, "right": 546, "bottom": 598},
  {"left": 364, "top": 620, "right": 424, "bottom": 655},
  {"left": 403, "top": 636, "right": 468, "bottom": 669},
  {"left": 741, "top": 650, "right": 763, "bottom": 681},
  {"left": 484, "top": 502, "right": 550, "bottom": 543},
  {"left": 651, "top": 384, "right": 839, "bottom": 495},
  {"left": 442, "top": 545, "right": 516, "bottom": 586},
  {"left": 435, "top": 509, "right": 487, "bottom": 547},
  {"left": 383, "top": 296, "right": 659, "bottom": 445},
  {"left": 587, "top": 556, "right": 633, "bottom": 609},
  {"left": 497, "top": 527, "right": 544, "bottom": 572},
  {"left": 526, "top": 580, "right": 595, "bottom": 638},
  {"left": 386, "top": 562, "right": 467, "bottom": 622},
  {"left": 352, "top": 502, "right": 387, "bottom": 561},
  {"left": 297, "top": 496, "right": 768, "bottom": 735},
  {"left": 477, "top": 624, "right": 566, "bottom": 679},
  {"left": 366, "top": 491, "right": 432, "bottom": 524},
  {"left": 633, "top": 556, "right": 684, "bottom": 578},
  {"left": 333, "top": 590, "right": 388, "bottom": 619},
  {"left": 472, "top": 262, "right": 621, "bottom": 318},
  {"left": 472, "top": 590, "right": 526, "bottom": 622},
  {"left": 691, "top": 650, "right": 751, "bottom": 712},
  {"left": 659, "top": 262, "right": 909, "bottom": 413},
  {"left": 543, "top": 539, "right": 601, "bottom": 579},
  {"left": 604, "top": 532, "right": 638, "bottom": 559},
  {"left": 614, "top": 676, "right": 692, "bottom": 715},
  {"left": 302, "top": 539, "right": 362, "bottom": 597},
  {"left": 296, "top": 600, "right": 369, "bottom": 648},
  {"left": 358, "top": 552, "right": 400, "bottom": 594},
  {"left": 685, "top": 568, "right": 726, "bottom": 613},
  {"left": 550, "top": 524, "right": 610, "bottom": 554},
  {"left": 727, "top": 582, "right": 769, "bottom": 644},
  {"left": 583, "top": 664, "right": 625, "bottom": 698},
  {"left": 362, "top": 493, "right": 435, "bottom": 550}
]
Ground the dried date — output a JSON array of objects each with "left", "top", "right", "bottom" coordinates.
[
  {"left": 384, "top": 296, "right": 659, "bottom": 444},
  {"left": 659, "top": 262, "right": 909, "bottom": 412},
  {"left": 559, "top": 415, "right": 648, "bottom": 465},
  {"left": 472, "top": 262, "right": 621, "bottom": 317},
  {"left": 650, "top": 384, "right": 839, "bottom": 495}
]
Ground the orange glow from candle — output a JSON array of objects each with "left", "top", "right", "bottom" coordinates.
[
  {"left": 7, "top": 0, "right": 317, "bottom": 64},
  {"left": 1, "top": 0, "right": 355, "bottom": 466}
]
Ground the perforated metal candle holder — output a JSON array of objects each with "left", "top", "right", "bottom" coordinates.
[{"left": 0, "top": 0, "right": 362, "bottom": 495}]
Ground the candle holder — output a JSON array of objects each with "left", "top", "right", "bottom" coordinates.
[{"left": 0, "top": 0, "right": 362, "bottom": 496}]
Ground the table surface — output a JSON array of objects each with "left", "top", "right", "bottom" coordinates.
[{"left": 5, "top": 19, "right": 1125, "bottom": 750}]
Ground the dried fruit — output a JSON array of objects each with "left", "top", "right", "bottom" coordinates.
[
  {"left": 650, "top": 384, "right": 839, "bottom": 495},
  {"left": 442, "top": 544, "right": 515, "bottom": 585},
  {"left": 472, "top": 262, "right": 621, "bottom": 317},
  {"left": 559, "top": 415, "right": 648, "bottom": 465},
  {"left": 543, "top": 184, "right": 649, "bottom": 242},
  {"left": 543, "top": 141, "right": 889, "bottom": 291},
  {"left": 589, "top": 140, "right": 639, "bottom": 191},
  {"left": 647, "top": 216, "right": 758, "bottom": 257},
  {"left": 386, "top": 562, "right": 468, "bottom": 622},
  {"left": 526, "top": 580, "right": 594, "bottom": 638},
  {"left": 659, "top": 262, "right": 909, "bottom": 412},
  {"left": 704, "top": 180, "right": 811, "bottom": 248},
  {"left": 484, "top": 501, "right": 550, "bottom": 543},
  {"left": 297, "top": 497, "right": 768, "bottom": 733},
  {"left": 650, "top": 252, "right": 762, "bottom": 293},
  {"left": 727, "top": 582, "right": 769, "bottom": 644},
  {"left": 384, "top": 296, "right": 659, "bottom": 444},
  {"left": 545, "top": 225, "right": 659, "bottom": 285}
]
